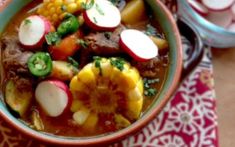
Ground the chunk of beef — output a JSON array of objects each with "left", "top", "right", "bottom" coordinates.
[
  {"left": 1, "top": 35, "right": 33, "bottom": 75},
  {"left": 132, "top": 56, "right": 169, "bottom": 78},
  {"left": 84, "top": 25, "right": 126, "bottom": 56},
  {"left": 0, "top": 35, "right": 34, "bottom": 91}
]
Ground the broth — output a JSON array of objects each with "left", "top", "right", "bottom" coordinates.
[{"left": 0, "top": 0, "right": 169, "bottom": 137}]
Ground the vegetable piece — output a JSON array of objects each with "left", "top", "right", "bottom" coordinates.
[
  {"left": 70, "top": 57, "right": 144, "bottom": 121},
  {"left": 114, "top": 114, "right": 131, "bottom": 129},
  {"left": 149, "top": 36, "right": 168, "bottom": 55},
  {"left": 37, "top": 0, "right": 86, "bottom": 24},
  {"left": 27, "top": 52, "right": 52, "bottom": 77},
  {"left": 31, "top": 110, "right": 44, "bottom": 131},
  {"left": 188, "top": 0, "right": 208, "bottom": 16},
  {"left": 57, "top": 14, "right": 80, "bottom": 37},
  {"left": 5, "top": 80, "right": 32, "bottom": 117},
  {"left": 73, "top": 108, "right": 90, "bottom": 125},
  {"left": 83, "top": 0, "right": 121, "bottom": 31},
  {"left": 45, "top": 32, "right": 61, "bottom": 45},
  {"left": 35, "top": 79, "right": 72, "bottom": 117},
  {"left": 48, "top": 33, "right": 79, "bottom": 60},
  {"left": 18, "top": 15, "right": 51, "bottom": 49},
  {"left": 201, "top": 0, "right": 234, "bottom": 11},
  {"left": 50, "top": 61, "right": 78, "bottom": 81},
  {"left": 120, "top": 29, "right": 158, "bottom": 61},
  {"left": 121, "top": 0, "right": 147, "bottom": 25}
]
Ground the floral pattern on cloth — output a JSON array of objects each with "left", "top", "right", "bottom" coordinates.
[{"left": 0, "top": 48, "right": 218, "bottom": 147}]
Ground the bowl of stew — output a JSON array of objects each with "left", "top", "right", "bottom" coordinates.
[{"left": 0, "top": 0, "right": 182, "bottom": 145}]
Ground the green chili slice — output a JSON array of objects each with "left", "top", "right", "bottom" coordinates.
[
  {"left": 57, "top": 14, "right": 79, "bottom": 36},
  {"left": 27, "top": 52, "right": 52, "bottom": 77}
]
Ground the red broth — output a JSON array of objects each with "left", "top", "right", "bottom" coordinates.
[{"left": 0, "top": 0, "right": 169, "bottom": 137}]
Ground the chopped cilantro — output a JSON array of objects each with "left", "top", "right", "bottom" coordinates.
[
  {"left": 144, "top": 88, "right": 157, "bottom": 97},
  {"left": 143, "top": 78, "right": 159, "bottom": 97},
  {"left": 95, "top": 3, "right": 105, "bottom": 15},
  {"left": 77, "top": 39, "right": 89, "bottom": 48},
  {"left": 145, "top": 24, "right": 157, "bottom": 36},
  {"left": 45, "top": 32, "right": 61, "bottom": 45},
  {"left": 24, "top": 19, "right": 31, "bottom": 25},
  {"left": 93, "top": 17, "right": 98, "bottom": 23},
  {"left": 110, "top": 58, "right": 125, "bottom": 71},
  {"left": 93, "top": 56, "right": 102, "bottom": 75},
  {"left": 68, "top": 57, "right": 79, "bottom": 68},
  {"left": 82, "top": 0, "right": 95, "bottom": 10}
]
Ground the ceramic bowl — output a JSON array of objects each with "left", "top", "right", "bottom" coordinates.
[
  {"left": 0, "top": 0, "right": 182, "bottom": 145},
  {"left": 177, "top": 0, "right": 235, "bottom": 48}
]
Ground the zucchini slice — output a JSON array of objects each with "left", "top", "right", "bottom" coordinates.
[{"left": 5, "top": 80, "right": 32, "bottom": 117}]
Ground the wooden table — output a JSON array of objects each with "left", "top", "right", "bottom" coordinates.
[{"left": 212, "top": 48, "right": 235, "bottom": 147}]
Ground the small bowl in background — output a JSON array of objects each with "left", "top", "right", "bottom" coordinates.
[{"left": 177, "top": 0, "right": 235, "bottom": 48}]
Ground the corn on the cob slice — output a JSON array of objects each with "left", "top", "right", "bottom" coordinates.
[
  {"left": 37, "top": 0, "right": 86, "bottom": 24},
  {"left": 70, "top": 57, "right": 144, "bottom": 127}
]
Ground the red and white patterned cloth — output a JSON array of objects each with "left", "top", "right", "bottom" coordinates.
[{"left": 0, "top": 48, "right": 218, "bottom": 147}]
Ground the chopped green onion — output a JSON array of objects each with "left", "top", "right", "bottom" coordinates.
[
  {"left": 82, "top": 0, "right": 95, "bottom": 10},
  {"left": 68, "top": 57, "right": 79, "bottom": 68},
  {"left": 110, "top": 58, "right": 125, "bottom": 71}
]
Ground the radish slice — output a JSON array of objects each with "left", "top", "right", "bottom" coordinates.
[
  {"left": 206, "top": 10, "right": 233, "bottom": 28},
  {"left": 227, "top": 23, "right": 235, "bottom": 32},
  {"left": 83, "top": 0, "right": 121, "bottom": 31},
  {"left": 120, "top": 29, "right": 158, "bottom": 61},
  {"left": 231, "top": 3, "right": 235, "bottom": 20},
  {"left": 35, "top": 80, "right": 72, "bottom": 117},
  {"left": 18, "top": 15, "right": 51, "bottom": 49},
  {"left": 202, "top": 0, "right": 234, "bottom": 11},
  {"left": 188, "top": 0, "right": 209, "bottom": 15}
]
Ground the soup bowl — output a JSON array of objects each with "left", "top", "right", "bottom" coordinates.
[{"left": 0, "top": 0, "right": 182, "bottom": 146}]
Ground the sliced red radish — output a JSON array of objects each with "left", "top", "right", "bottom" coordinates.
[
  {"left": 35, "top": 79, "right": 72, "bottom": 117},
  {"left": 188, "top": 0, "right": 209, "bottom": 15},
  {"left": 205, "top": 10, "right": 233, "bottom": 28},
  {"left": 120, "top": 29, "right": 158, "bottom": 62},
  {"left": 18, "top": 15, "right": 51, "bottom": 49},
  {"left": 231, "top": 3, "right": 235, "bottom": 20},
  {"left": 227, "top": 23, "right": 235, "bottom": 32},
  {"left": 83, "top": 0, "right": 121, "bottom": 31},
  {"left": 202, "top": 0, "right": 234, "bottom": 11}
]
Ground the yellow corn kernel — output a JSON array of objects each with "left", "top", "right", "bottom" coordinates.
[
  {"left": 128, "top": 86, "right": 143, "bottom": 101},
  {"left": 46, "top": 3, "right": 53, "bottom": 9},
  {"left": 77, "top": 64, "right": 96, "bottom": 86},
  {"left": 67, "top": 3, "right": 78, "bottom": 13},
  {"left": 52, "top": 14, "right": 59, "bottom": 22},
  {"left": 70, "top": 76, "right": 87, "bottom": 92},
  {"left": 60, "top": 12, "right": 69, "bottom": 19},
  {"left": 73, "top": 108, "right": 90, "bottom": 125},
  {"left": 117, "top": 68, "right": 140, "bottom": 90},
  {"left": 137, "top": 79, "right": 144, "bottom": 94},
  {"left": 49, "top": 7, "right": 56, "bottom": 14},
  {"left": 76, "top": 0, "right": 86, "bottom": 9},
  {"left": 43, "top": 0, "right": 50, "bottom": 3},
  {"left": 65, "top": 0, "right": 75, "bottom": 4},
  {"left": 55, "top": 0, "right": 63, "bottom": 6},
  {"left": 42, "top": 11, "right": 49, "bottom": 16},
  {"left": 56, "top": 6, "right": 62, "bottom": 13},
  {"left": 126, "top": 98, "right": 143, "bottom": 120},
  {"left": 82, "top": 113, "right": 98, "bottom": 130},
  {"left": 70, "top": 99, "right": 83, "bottom": 112}
]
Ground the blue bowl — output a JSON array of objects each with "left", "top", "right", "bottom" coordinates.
[{"left": 177, "top": 0, "right": 235, "bottom": 48}]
